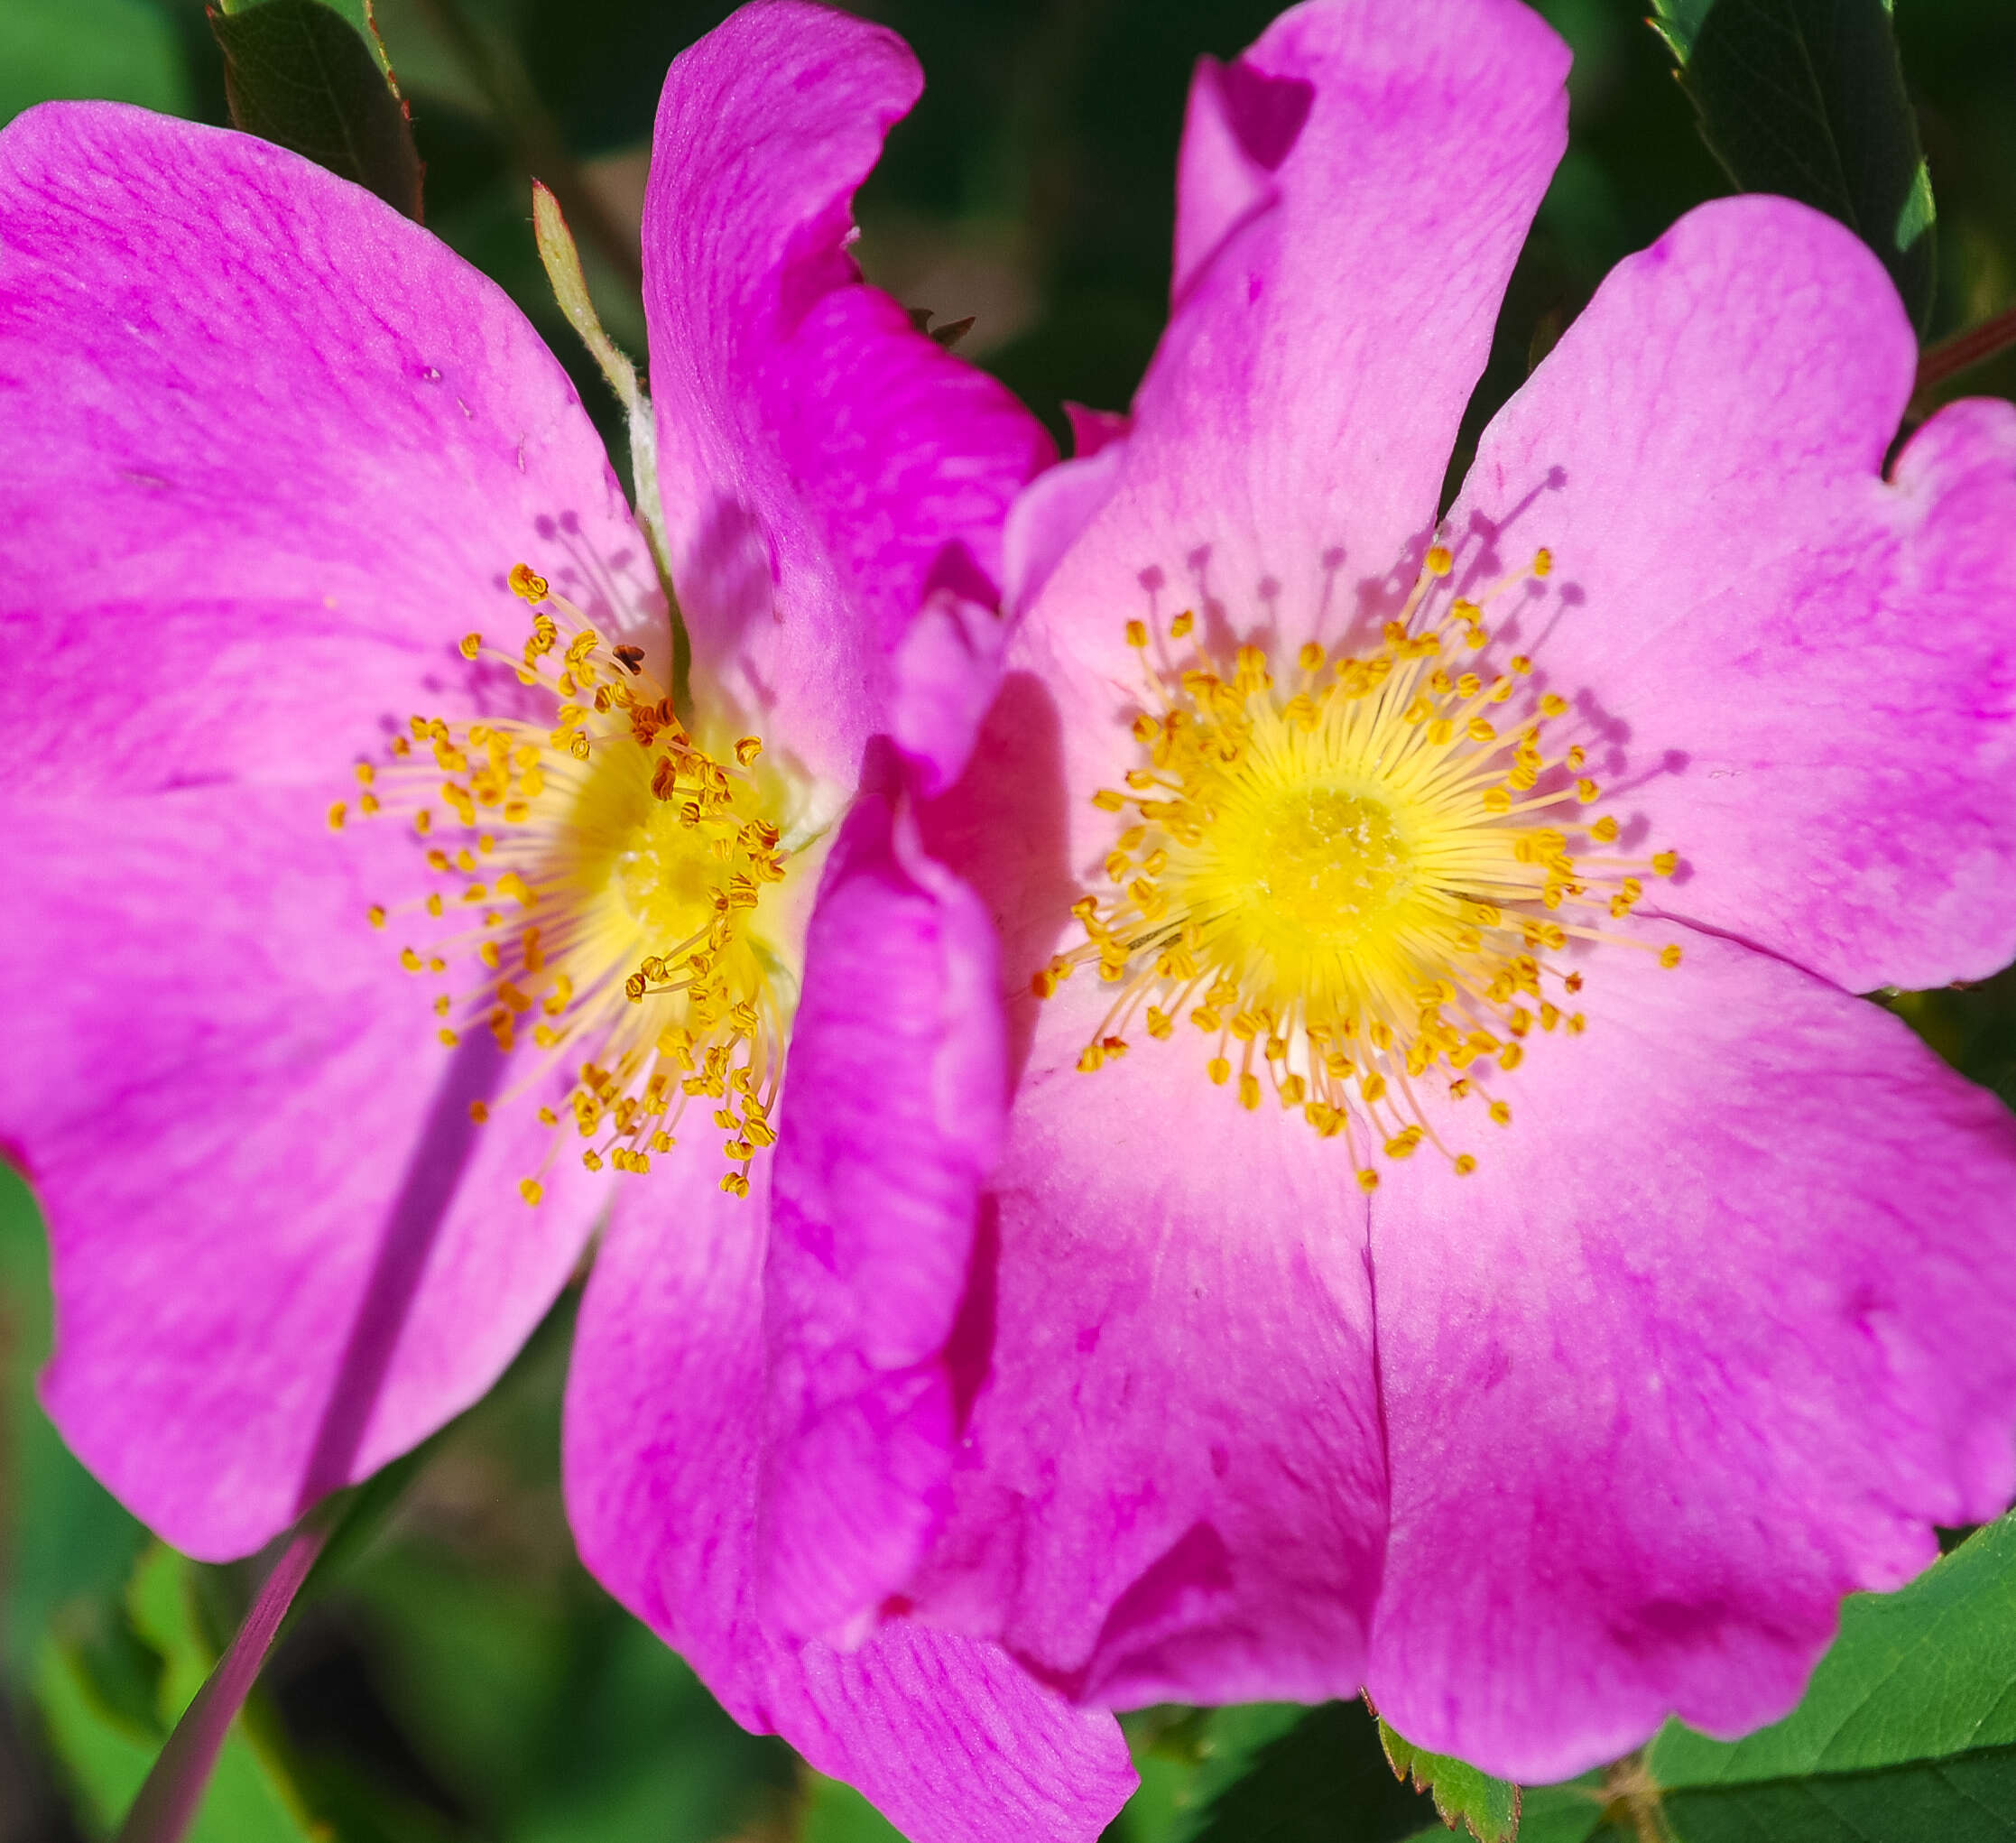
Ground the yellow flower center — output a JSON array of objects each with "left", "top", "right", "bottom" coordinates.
[
  {"left": 1035, "top": 540, "right": 1682, "bottom": 1189},
  {"left": 1203, "top": 783, "right": 1411, "bottom": 979},
  {"left": 335, "top": 563, "right": 797, "bottom": 1203}
]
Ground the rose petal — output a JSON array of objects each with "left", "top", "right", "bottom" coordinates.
[
  {"left": 9, "top": 794, "right": 598, "bottom": 1558},
  {"left": 0, "top": 103, "right": 657, "bottom": 802},
  {"left": 1364, "top": 924, "right": 2016, "bottom": 1779},
  {"left": 643, "top": 1, "right": 1054, "bottom": 796},
  {"left": 760, "top": 761, "right": 1006, "bottom": 1640},
  {"left": 0, "top": 103, "right": 640, "bottom": 1555},
  {"left": 1010, "top": 0, "right": 1568, "bottom": 729},
  {"left": 563, "top": 1149, "right": 1135, "bottom": 1843},
  {"left": 898, "top": 974, "right": 1388, "bottom": 1709},
  {"left": 1446, "top": 195, "right": 2016, "bottom": 992}
]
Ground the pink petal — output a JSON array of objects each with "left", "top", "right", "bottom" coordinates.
[
  {"left": 1364, "top": 924, "right": 2016, "bottom": 1780},
  {"left": 1001, "top": 409, "right": 1133, "bottom": 618},
  {"left": 759, "top": 763, "right": 1006, "bottom": 1641},
  {"left": 1011, "top": 0, "right": 1567, "bottom": 704},
  {"left": 1000, "top": 440, "right": 1133, "bottom": 623},
  {"left": 642, "top": 0, "right": 1055, "bottom": 796},
  {"left": 934, "top": 561, "right": 1385, "bottom": 1704},
  {"left": 0, "top": 103, "right": 659, "bottom": 802},
  {"left": 563, "top": 1152, "right": 1135, "bottom": 1843},
  {"left": 1062, "top": 404, "right": 1130, "bottom": 461},
  {"left": 0, "top": 105, "right": 645, "bottom": 1555},
  {"left": 1446, "top": 195, "right": 2016, "bottom": 992},
  {"left": 10, "top": 795, "right": 599, "bottom": 1560},
  {"left": 896, "top": 975, "right": 1387, "bottom": 1709}
]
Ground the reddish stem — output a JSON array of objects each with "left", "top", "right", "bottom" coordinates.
[
  {"left": 1916, "top": 302, "right": 2016, "bottom": 395},
  {"left": 113, "top": 1523, "right": 327, "bottom": 1843}
]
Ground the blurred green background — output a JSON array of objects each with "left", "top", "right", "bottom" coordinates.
[{"left": 5, "top": 1, "right": 2016, "bottom": 1839}]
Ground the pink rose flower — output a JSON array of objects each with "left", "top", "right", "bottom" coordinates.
[
  {"left": 0, "top": 5, "right": 1133, "bottom": 1836},
  {"left": 688, "top": 0, "right": 2016, "bottom": 1787}
]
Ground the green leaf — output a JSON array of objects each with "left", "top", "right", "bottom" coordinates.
[
  {"left": 1397, "top": 1778, "right": 1609, "bottom": 1843},
  {"left": 1663, "top": 1750, "right": 2016, "bottom": 1841},
  {"left": 1378, "top": 1716, "right": 1521, "bottom": 1842},
  {"left": 1651, "top": 1514, "right": 2016, "bottom": 1786},
  {"left": 35, "top": 1629, "right": 166, "bottom": 1834},
  {"left": 1180, "top": 1704, "right": 1315, "bottom": 1829},
  {"left": 2, "top": 1167, "right": 146, "bottom": 1680},
  {"left": 123, "top": 1547, "right": 219, "bottom": 1726},
  {"left": 1647, "top": 0, "right": 1719, "bottom": 61},
  {"left": 209, "top": 0, "right": 423, "bottom": 220},
  {"left": 1521, "top": 1514, "right": 2016, "bottom": 1839},
  {"left": 0, "top": 0, "right": 191, "bottom": 128},
  {"left": 32, "top": 1545, "right": 315, "bottom": 1843},
  {"left": 1103, "top": 1704, "right": 1302, "bottom": 1843},
  {"left": 1649, "top": 0, "right": 1936, "bottom": 331},
  {"left": 1491, "top": 1777, "right": 1608, "bottom": 1843}
]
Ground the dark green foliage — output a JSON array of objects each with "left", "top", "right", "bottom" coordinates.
[
  {"left": 1661, "top": 1747, "right": 2016, "bottom": 1842},
  {"left": 1181, "top": 1700, "right": 1438, "bottom": 1843},
  {"left": 1651, "top": 0, "right": 1937, "bottom": 329},
  {"left": 209, "top": 0, "right": 422, "bottom": 218}
]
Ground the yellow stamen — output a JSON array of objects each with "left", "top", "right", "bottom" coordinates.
[
  {"left": 1043, "top": 533, "right": 1680, "bottom": 1174},
  {"left": 347, "top": 579, "right": 800, "bottom": 1205}
]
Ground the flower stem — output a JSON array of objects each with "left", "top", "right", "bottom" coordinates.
[
  {"left": 1916, "top": 301, "right": 2016, "bottom": 394},
  {"left": 111, "top": 1522, "right": 327, "bottom": 1843}
]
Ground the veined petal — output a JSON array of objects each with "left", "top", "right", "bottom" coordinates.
[
  {"left": 0, "top": 104, "right": 643, "bottom": 1555},
  {"left": 0, "top": 103, "right": 659, "bottom": 801},
  {"left": 760, "top": 760, "right": 1006, "bottom": 1641},
  {"left": 1446, "top": 194, "right": 2016, "bottom": 993},
  {"left": 563, "top": 1150, "right": 1134, "bottom": 1843},
  {"left": 895, "top": 975, "right": 1387, "bottom": 1709},
  {"left": 10, "top": 795, "right": 599, "bottom": 1559},
  {"left": 643, "top": 0, "right": 1055, "bottom": 798},
  {"left": 1012, "top": 0, "right": 1567, "bottom": 688},
  {"left": 1364, "top": 925, "right": 2016, "bottom": 1779}
]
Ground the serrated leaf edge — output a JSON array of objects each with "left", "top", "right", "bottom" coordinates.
[{"left": 1372, "top": 1703, "right": 1523, "bottom": 1843}]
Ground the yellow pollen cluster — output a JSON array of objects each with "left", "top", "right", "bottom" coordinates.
[
  {"left": 1034, "top": 540, "right": 1681, "bottom": 1188},
  {"left": 352, "top": 564, "right": 791, "bottom": 1202}
]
